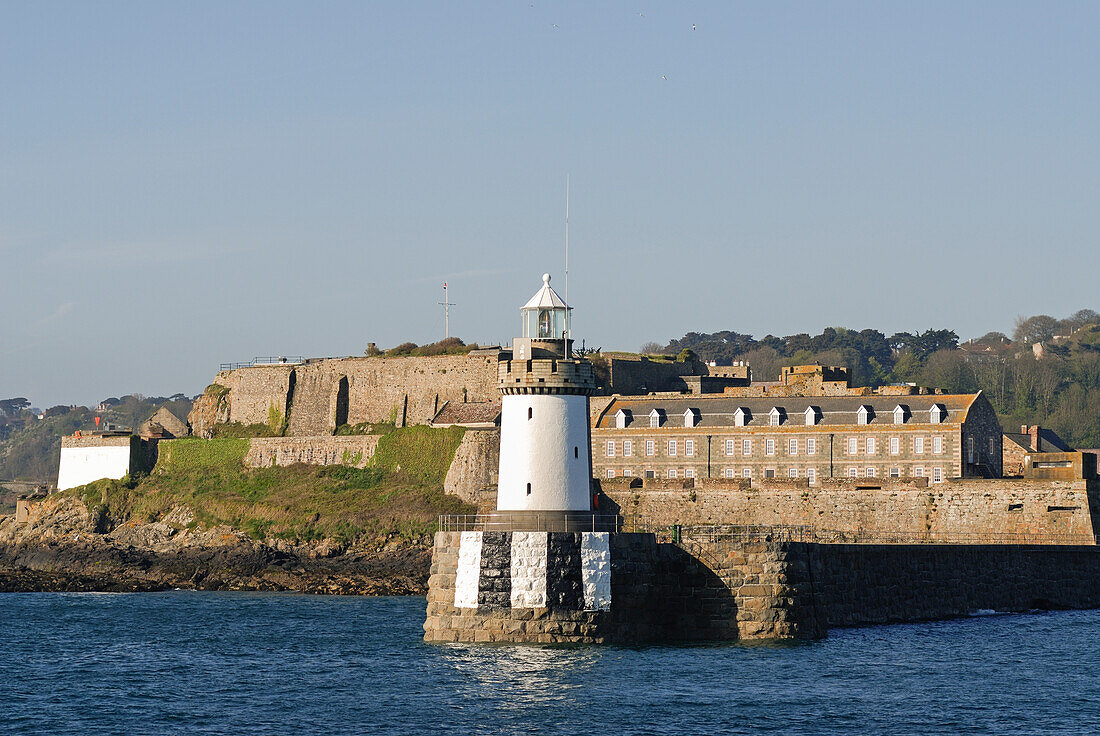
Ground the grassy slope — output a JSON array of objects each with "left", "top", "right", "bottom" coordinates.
[{"left": 69, "top": 426, "right": 475, "bottom": 544}]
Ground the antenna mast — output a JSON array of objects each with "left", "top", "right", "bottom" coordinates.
[
  {"left": 439, "top": 282, "right": 455, "bottom": 339},
  {"left": 564, "top": 175, "right": 570, "bottom": 306}
]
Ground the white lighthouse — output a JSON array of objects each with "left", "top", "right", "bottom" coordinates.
[{"left": 496, "top": 273, "right": 597, "bottom": 515}]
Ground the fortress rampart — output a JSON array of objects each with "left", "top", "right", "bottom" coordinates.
[{"left": 599, "top": 477, "right": 1100, "bottom": 540}]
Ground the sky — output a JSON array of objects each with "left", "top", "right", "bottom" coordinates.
[{"left": 2, "top": 1, "right": 1098, "bottom": 409}]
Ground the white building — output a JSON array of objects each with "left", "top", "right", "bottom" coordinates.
[
  {"left": 495, "top": 274, "right": 597, "bottom": 513},
  {"left": 57, "top": 434, "right": 143, "bottom": 491}
]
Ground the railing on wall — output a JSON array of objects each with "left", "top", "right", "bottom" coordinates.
[
  {"left": 438, "top": 514, "right": 624, "bottom": 533},
  {"left": 219, "top": 356, "right": 306, "bottom": 370}
]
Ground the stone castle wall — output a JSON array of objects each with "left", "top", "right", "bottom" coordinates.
[
  {"left": 243, "top": 436, "right": 381, "bottom": 469},
  {"left": 600, "top": 478, "right": 1100, "bottom": 539},
  {"left": 443, "top": 429, "right": 500, "bottom": 504},
  {"left": 195, "top": 355, "right": 501, "bottom": 436}
]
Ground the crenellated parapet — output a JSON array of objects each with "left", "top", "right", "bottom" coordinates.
[{"left": 497, "top": 357, "right": 597, "bottom": 396}]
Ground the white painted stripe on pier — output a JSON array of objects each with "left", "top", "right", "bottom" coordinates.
[
  {"left": 454, "top": 531, "right": 483, "bottom": 609},
  {"left": 581, "top": 532, "right": 611, "bottom": 611},
  {"left": 510, "top": 531, "right": 548, "bottom": 608}
]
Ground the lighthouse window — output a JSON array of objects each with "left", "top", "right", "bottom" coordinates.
[
  {"left": 526, "top": 483, "right": 532, "bottom": 495},
  {"left": 538, "top": 309, "right": 552, "bottom": 338},
  {"left": 528, "top": 407, "right": 533, "bottom": 420},
  {"left": 574, "top": 446, "right": 579, "bottom": 459}
]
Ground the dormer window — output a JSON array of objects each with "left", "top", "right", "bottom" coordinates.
[
  {"left": 769, "top": 407, "right": 785, "bottom": 426},
  {"left": 929, "top": 404, "right": 946, "bottom": 424},
  {"left": 857, "top": 405, "right": 874, "bottom": 425},
  {"left": 649, "top": 408, "right": 664, "bottom": 428},
  {"left": 733, "top": 407, "right": 751, "bottom": 427},
  {"left": 893, "top": 404, "right": 910, "bottom": 425},
  {"left": 804, "top": 406, "right": 821, "bottom": 426},
  {"left": 683, "top": 408, "right": 700, "bottom": 428},
  {"left": 615, "top": 408, "right": 632, "bottom": 429}
]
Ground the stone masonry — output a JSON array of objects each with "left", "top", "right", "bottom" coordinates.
[{"left": 600, "top": 478, "right": 1100, "bottom": 540}]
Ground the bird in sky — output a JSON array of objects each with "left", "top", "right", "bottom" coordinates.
[
  {"left": 692, "top": 24, "right": 697, "bottom": 30},
  {"left": 660, "top": 74, "right": 667, "bottom": 81},
  {"left": 638, "top": 12, "right": 645, "bottom": 18}
]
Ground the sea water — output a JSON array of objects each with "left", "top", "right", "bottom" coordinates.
[{"left": 1, "top": 592, "right": 1098, "bottom": 735}]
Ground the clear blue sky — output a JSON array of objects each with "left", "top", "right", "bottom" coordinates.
[{"left": 3, "top": 1, "right": 1098, "bottom": 409}]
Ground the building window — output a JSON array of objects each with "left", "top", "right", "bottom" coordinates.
[
  {"left": 646, "top": 440, "right": 655, "bottom": 456},
  {"left": 668, "top": 469, "right": 677, "bottom": 479},
  {"left": 967, "top": 437, "right": 975, "bottom": 464},
  {"left": 847, "top": 437, "right": 858, "bottom": 455},
  {"left": 606, "top": 469, "right": 615, "bottom": 479},
  {"left": 866, "top": 467, "right": 876, "bottom": 478},
  {"left": 765, "top": 468, "right": 775, "bottom": 478},
  {"left": 624, "top": 440, "right": 633, "bottom": 457},
  {"left": 742, "top": 467, "right": 752, "bottom": 478},
  {"left": 606, "top": 441, "right": 615, "bottom": 458},
  {"left": 915, "top": 437, "right": 924, "bottom": 454},
  {"left": 623, "top": 468, "right": 632, "bottom": 477},
  {"left": 807, "top": 468, "right": 816, "bottom": 484},
  {"left": 644, "top": 470, "right": 655, "bottom": 479},
  {"left": 807, "top": 438, "right": 816, "bottom": 455},
  {"left": 789, "top": 468, "right": 798, "bottom": 479},
  {"left": 932, "top": 467, "right": 943, "bottom": 483},
  {"left": 685, "top": 439, "right": 695, "bottom": 457},
  {"left": 789, "top": 438, "right": 798, "bottom": 456},
  {"left": 989, "top": 438, "right": 996, "bottom": 456},
  {"left": 650, "top": 414, "right": 659, "bottom": 429},
  {"left": 867, "top": 437, "right": 876, "bottom": 455},
  {"left": 575, "top": 446, "right": 579, "bottom": 458},
  {"left": 668, "top": 440, "right": 677, "bottom": 457},
  {"left": 742, "top": 439, "right": 752, "bottom": 455},
  {"left": 889, "top": 437, "right": 899, "bottom": 455},
  {"left": 848, "top": 467, "right": 858, "bottom": 478},
  {"left": 890, "top": 467, "right": 900, "bottom": 478},
  {"left": 933, "top": 436, "right": 943, "bottom": 454},
  {"left": 915, "top": 467, "right": 925, "bottom": 478},
  {"left": 724, "top": 468, "right": 735, "bottom": 478},
  {"left": 685, "top": 468, "right": 695, "bottom": 479},
  {"left": 766, "top": 438, "right": 775, "bottom": 456},
  {"left": 725, "top": 439, "right": 735, "bottom": 455}
]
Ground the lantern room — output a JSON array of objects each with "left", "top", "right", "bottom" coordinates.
[{"left": 521, "top": 273, "right": 571, "bottom": 340}]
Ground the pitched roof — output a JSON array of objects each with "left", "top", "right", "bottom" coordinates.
[
  {"left": 595, "top": 394, "right": 980, "bottom": 429},
  {"left": 521, "top": 273, "right": 569, "bottom": 310},
  {"left": 1004, "top": 429, "right": 1073, "bottom": 453},
  {"left": 431, "top": 401, "right": 501, "bottom": 427}
]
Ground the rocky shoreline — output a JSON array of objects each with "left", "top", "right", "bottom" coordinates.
[{"left": 0, "top": 497, "right": 431, "bottom": 596}]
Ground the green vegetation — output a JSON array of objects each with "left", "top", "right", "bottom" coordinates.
[
  {"left": 381, "top": 337, "right": 480, "bottom": 357},
  {"left": 266, "top": 401, "right": 287, "bottom": 436},
  {"left": 63, "top": 426, "right": 473, "bottom": 543},
  {"left": 335, "top": 422, "right": 396, "bottom": 436},
  {"left": 210, "top": 422, "right": 278, "bottom": 439}
]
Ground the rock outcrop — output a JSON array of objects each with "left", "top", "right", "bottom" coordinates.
[{"left": 0, "top": 497, "right": 429, "bottom": 595}]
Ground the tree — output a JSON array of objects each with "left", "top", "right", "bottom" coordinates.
[
  {"left": 1013, "top": 315, "right": 1059, "bottom": 344},
  {"left": 974, "top": 332, "right": 1009, "bottom": 346},
  {"left": 1065, "top": 309, "right": 1100, "bottom": 332},
  {"left": 0, "top": 398, "right": 29, "bottom": 416},
  {"left": 676, "top": 348, "right": 697, "bottom": 363},
  {"left": 639, "top": 342, "right": 664, "bottom": 355}
]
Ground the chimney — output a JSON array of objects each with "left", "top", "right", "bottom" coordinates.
[{"left": 1028, "top": 425, "right": 1040, "bottom": 451}]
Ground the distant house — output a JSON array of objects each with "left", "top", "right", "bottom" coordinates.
[
  {"left": 137, "top": 406, "right": 191, "bottom": 439},
  {"left": 1002, "top": 425, "right": 1073, "bottom": 476}
]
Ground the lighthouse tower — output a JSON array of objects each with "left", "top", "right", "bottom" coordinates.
[{"left": 495, "top": 274, "right": 598, "bottom": 520}]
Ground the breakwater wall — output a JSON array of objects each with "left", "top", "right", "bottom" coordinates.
[
  {"left": 425, "top": 530, "right": 1100, "bottom": 643},
  {"left": 600, "top": 478, "right": 1100, "bottom": 539}
]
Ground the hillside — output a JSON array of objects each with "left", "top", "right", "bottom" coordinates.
[{"left": 0, "top": 426, "right": 475, "bottom": 593}]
